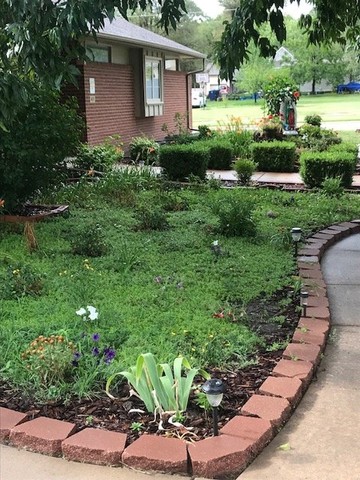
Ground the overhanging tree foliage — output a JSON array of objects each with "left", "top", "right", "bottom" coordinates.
[
  {"left": 0, "top": 0, "right": 186, "bottom": 127},
  {"left": 215, "top": 0, "right": 360, "bottom": 81}
]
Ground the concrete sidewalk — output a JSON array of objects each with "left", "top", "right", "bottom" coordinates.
[
  {"left": 207, "top": 170, "right": 360, "bottom": 188},
  {"left": 238, "top": 234, "right": 360, "bottom": 480}
]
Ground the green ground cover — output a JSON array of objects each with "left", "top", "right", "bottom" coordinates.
[
  {"left": 1, "top": 171, "right": 360, "bottom": 402},
  {"left": 193, "top": 94, "right": 360, "bottom": 129}
]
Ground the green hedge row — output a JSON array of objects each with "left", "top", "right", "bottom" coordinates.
[
  {"left": 159, "top": 139, "right": 234, "bottom": 180},
  {"left": 300, "top": 151, "right": 356, "bottom": 188},
  {"left": 159, "top": 143, "right": 209, "bottom": 181},
  {"left": 251, "top": 141, "right": 296, "bottom": 172}
]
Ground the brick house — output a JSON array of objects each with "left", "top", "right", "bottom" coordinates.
[{"left": 64, "top": 17, "right": 205, "bottom": 147}]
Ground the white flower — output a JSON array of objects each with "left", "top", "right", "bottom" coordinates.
[
  {"left": 212, "top": 240, "right": 219, "bottom": 246},
  {"left": 86, "top": 305, "right": 99, "bottom": 321},
  {"left": 76, "top": 305, "right": 99, "bottom": 321}
]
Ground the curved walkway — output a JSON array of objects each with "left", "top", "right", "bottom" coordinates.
[{"left": 239, "top": 233, "right": 360, "bottom": 479}]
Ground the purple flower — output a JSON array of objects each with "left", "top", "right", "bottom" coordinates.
[
  {"left": 73, "top": 351, "right": 81, "bottom": 360},
  {"left": 72, "top": 360, "right": 79, "bottom": 367},
  {"left": 103, "top": 347, "right": 116, "bottom": 364},
  {"left": 92, "top": 347, "right": 100, "bottom": 357},
  {"left": 92, "top": 333, "right": 100, "bottom": 342}
]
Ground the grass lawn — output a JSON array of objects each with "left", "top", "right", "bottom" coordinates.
[
  {"left": 1, "top": 171, "right": 360, "bottom": 402},
  {"left": 192, "top": 93, "right": 360, "bottom": 130}
]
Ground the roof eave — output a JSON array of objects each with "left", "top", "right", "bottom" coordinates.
[{"left": 97, "top": 32, "right": 206, "bottom": 60}]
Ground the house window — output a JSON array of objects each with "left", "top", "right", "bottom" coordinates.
[
  {"left": 145, "top": 58, "right": 162, "bottom": 102},
  {"left": 86, "top": 46, "right": 111, "bottom": 63}
]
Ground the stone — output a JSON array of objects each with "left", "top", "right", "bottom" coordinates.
[
  {"left": 62, "top": 428, "right": 127, "bottom": 465},
  {"left": 241, "top": 395, "right": 291, "bottom": 428},
  {"left": 272, "top": 359, "right": 314, "bottom": 386},
  {"left": 0, "top": 408, "right": 28, "bottom": 443},
  {"left": 188, "top": 433, "right": 253, "bottom": 478},
  {"left": 9, "top": 416, "right": 76, "bottom": 456},
  {"left": 298, "top": 317, "right": 330, "bottom": 334},
  {"left": 122, "top": 435, "right": 187, "bottom": 473},
  {"left": 283, "top": 343, "right": 321, "bottom": 365},
  {"left": 307, "top": 295, "right": 329, "bottom": 308},
  {"left": 258, "top": 376, "right": 303, "bottom": 405},
  {"left": 293, "top": 328, "right": 326, "bottom": 348},
  {"left": 297, "top": 261, "right": 321, "bottom": 270},
  {"left": 305, "top": 306, "right": 330, "bottom": 320},
  {"left": 298, "top": 248, "right": 321, "bottom": 257},
  {"left": 298, "top": 268, "right": 324, "bottom": 280},
  {"left": 298, "top": 255, "right": 320, "bottom": 264},
  {"left": 220, "top": 416, "right": 273, "bottom": 454},
  {"left": 302, "top": 278, "right": 327, "bottom": 289}
]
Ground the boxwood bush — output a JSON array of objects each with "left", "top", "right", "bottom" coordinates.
[
  {"left": 197, "top": 139, "right": 234, "bottom": 170},
  {"left": 300, "top": 151, "right": 356, "bottom": 188},
  {"left": 251, "top": 141, "right": 296, "bottom": 172},
  {"left": 328, "top": 142, "right": 359, "bottom": 160},
  {"left": 159, "top": 143, "right": 209, "bottom": 181}
]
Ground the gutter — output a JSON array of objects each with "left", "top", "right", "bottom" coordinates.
[{"left": 186, "top": 58, "right": 206, "bottom": 130}]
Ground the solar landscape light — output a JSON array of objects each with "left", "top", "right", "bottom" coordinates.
[
  {"left": 300, "top": 291, "right": 309, "bottom": 317},
  {"left": 291, "top": 227, "right": 302, "bottom": 257},
  {"left": 202, "top": 378, "right": 225, "bottom": 436}
]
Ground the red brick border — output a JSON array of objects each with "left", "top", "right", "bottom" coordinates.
[{"left": 1, "top": 220, "right": 360, "bottom": 477}]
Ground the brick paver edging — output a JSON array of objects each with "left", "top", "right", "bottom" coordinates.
[{"left": 2, "top": 220, "right": 360, "bottom": 477}]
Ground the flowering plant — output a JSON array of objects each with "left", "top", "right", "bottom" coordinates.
[
  {"left": 257, "top": 114, "right": 283, "bottom": 132},
  {"left": 263, "top": 76, "right": 300, "bottom": 115},
  {"left": 76, "top": 305, "right": 99, "bottom": 321}
]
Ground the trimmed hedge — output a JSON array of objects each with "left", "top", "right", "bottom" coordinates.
[
  {"left": 251, "top": 141, "right": 296, "bottom": 172},
  {"left": 300, "top": 151, "right": 356, "bottom": 188},
  {"left": 328, "top": 142, "right": 359, "bottom": 160},
  {"left": 198, "top": 139, "right": 234, "bottom": 170},
  {"left": 159, "top": 143, "right": 209, "bottom": 181}
]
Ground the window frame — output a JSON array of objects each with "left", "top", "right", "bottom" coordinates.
[
  {"left": 144, "top": 56, "right": 163, "bottom": 105},
  {"left": 86, "top": 45, "right": 112, "bottom": 64}
]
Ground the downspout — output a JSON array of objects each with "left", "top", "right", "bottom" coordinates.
[{"left": 186, "top": 58, "right": 206, "bottom": 130}]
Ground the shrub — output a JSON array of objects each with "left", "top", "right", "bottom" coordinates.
[
  {"left": 197, "top": 125, "right": 215, "bottom": 139},
  {"left": 304, "top": 114, "right": 322, "bottom": 127},
  {"left": 321, "top": 177, "right": 345, "bottom": 198},
  {"left": 71, "top": 223, "right": 109, "bottom": 257},
  {"left": 298, "top": 124, "right": 341, "bottom": 151},
  {"left": 159, "top": 143, "right": 209, "bottom": 181},
  {"left": 0, "top": 262, "right": 44, "bottom": 300},
  {"left": 75, "top": 136, "right": 124, "bottom": 173},
  {"left": 200, "top": 139, "right": 234, "bottom": 170},
  {"left": 328, "top": 142, "right": 359, "bottom": 160},
  {"left": 212, "top": 195, "right": 257, "bottom": 237},
  {"left": 300, "top": 151, "right": 356, "bottom": 188},
  {"left": 129, "top": 136, "right": 159, "bottom": 165},
  {"left": 0, "top": 85, "right": 83, "bottom": 212},
  {"left": 251, "top": 141, "right": 296, "bottom": 172},
  {"left": 222, "top": 130, "right": 254, "bottom": 158},
  {"left": 234, "top": 158, "right": 258, "bottom": 185},
  {"left": 135, "top": 205, "right": 169, "bottom": 231}
]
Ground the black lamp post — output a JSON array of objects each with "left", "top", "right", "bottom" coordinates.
[
  {"left": 300, "top": 291, "right": 309, "bottom": 317},
  {"left": 202, "top": 378, "right": 225, "bottom": 436},
  {"left": 291, "top": 227, "right": 302, "bottom": 257}
]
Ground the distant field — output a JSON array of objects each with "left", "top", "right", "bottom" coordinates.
[{"left": 192, "top": 93, "right": 360, "bottom": 130}]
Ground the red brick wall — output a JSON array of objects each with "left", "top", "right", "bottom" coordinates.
[{"left": 82, "top": 63, "right": 192, "bottom": 147}]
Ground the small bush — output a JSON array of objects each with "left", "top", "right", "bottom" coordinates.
[
  {"left": 328, "top": 142, "right": 359, "bottom": 160},
  {"left": 222, "top": 130, "right": 254, "bottom": 158},
  {"left": 321, "top": 177, "right": 345, "bottom": 198},
  {"left": 129, "top": 136, "right": 159, "bottom": 165},
  {"left": 212, "top": 195, "right": 257, "bottom": 237},
  {"left": 0, "top": 262, "right": 44, "bottom": 300},
  {"left": 304, "top": 114, "right": 322, "bottom": 127},
  {"left": 300, "top": 151, "right": 356, "bottom": 188},
  {"left": 234, "top": 158, "right": 258, "bottom": 185},
  {"left": 71, "top": 223, "right": 109, "bottom": 257},
  {"left": 135, "top": 205, "right": 169, "bottom": 231},
  {"left": 251, "top": 141, "right": 296, "bottom": 172},
  {"left": 159, "top": 143, "right": 209, "bottom": 181},
  {"left": 75, "top": 137, "right": 124, "bottom": 173},
  {"left": 197, "top": 125, "right": 215, "bottom": 139},
  {"left": 200, "top": 139, "right": 234, "bottom": 170},
  {"left": 298, "top": 124, "right": 341, "bottom": 151}
]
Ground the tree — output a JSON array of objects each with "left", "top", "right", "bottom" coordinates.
[
  {"left": 215, "top": 0, "right": 360, "bottom": 80},
  {"left": 284, "top": 18, "right": 348, "bottom": 94},
  {"left": 235, "top": 47, "right": 275, "bottom": 102},
  {"left": 0, "top": 0, "right": 186, "bottom": 127}
]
